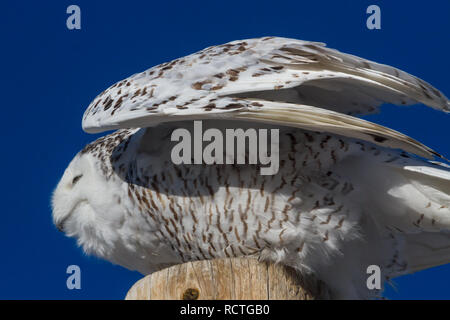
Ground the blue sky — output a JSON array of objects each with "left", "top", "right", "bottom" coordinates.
[{"left": 1, "top": 0, "right": 449, "bottom": 299}]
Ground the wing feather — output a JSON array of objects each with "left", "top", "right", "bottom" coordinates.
[
  {"left": 82, "top": 37, "right": 449, "bottom": 134},
  {"left": 81, "top": 37, "right": 448, "bottom": 159}
]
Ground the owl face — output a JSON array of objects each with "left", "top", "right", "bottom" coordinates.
[
  {"left": 52, "top": 150, "right": 126, "bottom": 255},
  {"left": 52, "top": 153, "right": 91, "bottom": 233}
]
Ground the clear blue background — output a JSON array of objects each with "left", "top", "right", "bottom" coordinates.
[{"left": 1, "top": 0, "right": 449, "bottom": 299}]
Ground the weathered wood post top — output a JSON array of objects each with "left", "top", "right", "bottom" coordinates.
[{"left": 125, "top": 258, "right": 330, "bottom": 300}]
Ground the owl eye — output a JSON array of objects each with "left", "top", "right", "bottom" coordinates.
[{"left": 72, "top": 174, "right": 83, "bottom": 185}]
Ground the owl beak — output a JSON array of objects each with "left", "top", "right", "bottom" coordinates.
[
  {"left": 54, "top": 199, "right": 88, "bottom": 234},
  {"left": 55, "top": 216, "right": 69, "bottom": 233},
  {"left": 56, "top": 223, "right": 64, "bottom": 232}
]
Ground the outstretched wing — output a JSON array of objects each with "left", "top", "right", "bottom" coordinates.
[{"left": 81, "top": 37, "right": 449, "bottom": 158}]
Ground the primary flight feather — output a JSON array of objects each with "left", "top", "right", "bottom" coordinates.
[{"left": 53, "top": 37, "right": 450, "bottom": 299}]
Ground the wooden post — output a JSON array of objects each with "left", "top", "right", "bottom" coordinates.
[{"left": 125, "top": 258, "right": 330, "bottom": 300}]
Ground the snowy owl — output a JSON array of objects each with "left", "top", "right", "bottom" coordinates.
[{"left": 52, "top": 37, "right": 450, "bottom": 299}]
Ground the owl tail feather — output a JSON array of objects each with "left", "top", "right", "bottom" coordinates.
[
  {"left": 390, "top": 163, "right": 450, "bottom": 272},
  {"left": 403, "top": 232, "right": 450, "bottom": 273},
  {"left": 356, "top": 158, "right": 450, "bottom": 273},
  {"left": 339, "top": 153, "right": 450, "bottom": 274}
]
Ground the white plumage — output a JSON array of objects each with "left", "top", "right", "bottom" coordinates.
[{"left": 52, "top": 37, "right": 450, "bottom": 299}]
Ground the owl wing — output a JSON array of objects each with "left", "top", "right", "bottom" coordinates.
[
  {"left": 81, "top": 37, "right": 449, "bottom": 159},
  {"left": 82, "top": 37, "right": 449, "bottom": 134}
]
